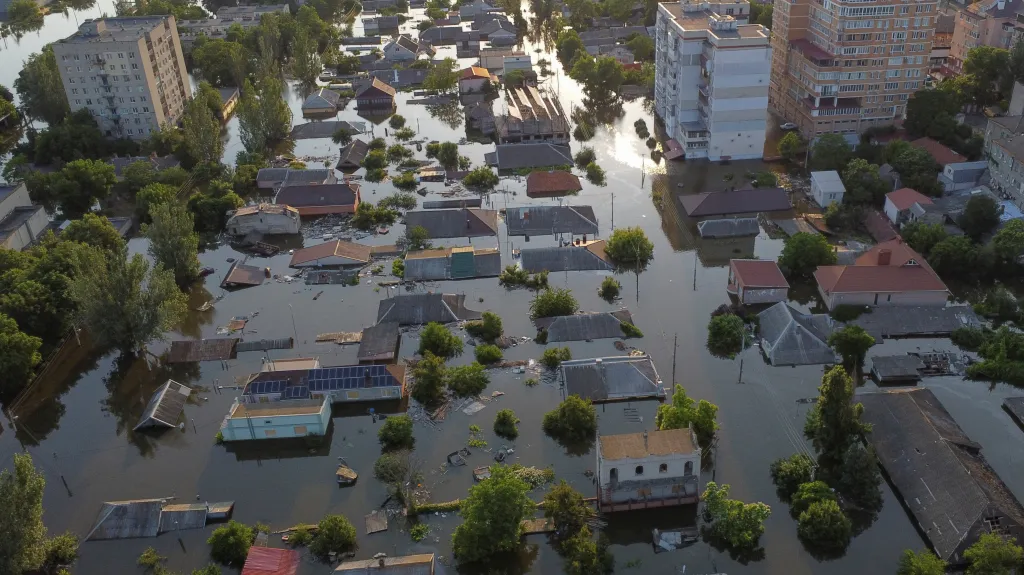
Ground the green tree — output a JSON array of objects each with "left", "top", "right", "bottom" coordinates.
[
  {"left": 446, "top": 363, "right": 489, "bottom": 397},
  {"left": 309, "top": 515, "right": 357, "bottom": 558},
  {"left": 207, "top": 521, "right": 253, "bottom": 567},
  {"left": 556, "top": 29, "right": 585, "bottom": 68},
  {"left": 789, "top": 480, "right": 836, "bottom": 518},
  {"left": 332, "top": 127, "right": 352, "bottom": 145},
  {"left": 465, "top": 311, "right": 502, "bottom": 343},
  {"left": 0, "top": 454, "right": 47, "bottom": 575},
  {"left": 701, "top": 482, "right": 771, "bottom": 550},
  {"left": 378, "top": 414, "right": 415, "bottom": 451},
  {"left": 827, "top": 325, "right": 875, "bottom": 375},
  {"left": 145, "top": 202, "right": 200, "bottom": 286},
  {"left": 418, "top": 322, "right": 464, "bottom": 359},
  {"left": 1012, "top": 37, "right": 1024, "bottom": 85},
  {"left": 929, "top": 235, "right": 980, "bottom": 277},
  {"left": 797, "top": 499, "right": 851, "bottom": 550},
  {"left": 769, "top": 453, "right": 814, "bottom": 500},
  {"left": 427, "top": 141, "right": 460, "bottom": 170},
  {"left": 182, "top": 91, "right": 224, "bottom": 166},
  {"left": 463, "top": 167, "right": 499, "bottom": 190},
  {"left": 778, "top": 132, "right": 805, "bottom": 163},
  {"left": 993, "top": 219, "right": 1024, "bottom": 270},
  {"left": 963, "top": 46, "right": 1011, "bottom": 106},
  {"left": 570, "top": 55, "right": 625, "bottom": 101},
  {"left": 70, "top": 250, "right": 188, "bottom": 353},
  {"left": 530, "top": 288, "right": 579, "bottom": 319},
  {"left": 835, "top": 444, "right": 882, "bottom": 510},
  {"left": 891, "top": 146, "right": 942, "bottom": 197},
  {"left": 62, "top": 213, "right": 125, "bottom": 254},
  {"left": 121, "top": 160, "right": 158, "bottom": 197},
  {"left": 136, "top": 183, "right": 177, "bottom": 222},
  {"left": 543, "top": 480, "right": 595, "bottom": 546},
  {"left": 809, "top": 134, "right": 853, "bottom": 172},
  {"left": 779, "top": 232, "right": 837, "bottom": 277},
  {"left": 411, "top": 351, "right": 447, "bottom": 405},
  {"left": 452, "top": 464, "right": 534, "bottom": 563},
  {"left": 803, "top": 366, "right": 869, "bottom": 475},
  {"left": 7, "top": 0, "right": 44, "bottom": 30},
  {"left": 562, "top": 526, "right": 614, "bottom": 575},
  {"left": 188, "top": 181, "right": 244, "bottom": 232},
  {"left": 192, "top": 38, "right": 247, "bottom": 87},
  {"left": 841, "top": 158, "right": 888, "bottom": 205},
  {"left": 655, "top": 384, "right": 719, "bottom": 447},
  {"left": 424, "top": 58, "right": 459, "bottom": 93},
  {"left": 493, "top": 408, "right": 520, "bottom": 439},
  {"left": 15, "top": 46, "right": 69, "bottom": 125},
  {"left": 542, "top": 395, "right": 597, "bottom": 443},
  {"left": 237, "top": 74, "right": 292, "bottom": 156},
  {"left": 374, "top": 451, "right": 410, "bottom": 483},
  {"left": 964, "top": 532, "right": 1023, "bottom": 575},
  {"left": 475, "top": 344, "right": 502, "bottom": 364},
  {"left": 43, "top": 532, "right": 78, "bottom": 570},
  {"left": 707, "top": 313, "right": 745, "bottom": 358},
  {"left": 901, "top": 222, "right": 948, "bottom": 257},
  {"left": 290, "top": 29, "right": 323, "bottom": 84},
  {"left": 959, "top": 195, "right": 1001, "bottom": 240},
  {"left": 51, "top": 159, "right": 118, "bottom": 218},
  {"left": 604, "top": 227, "right": 654, "bottom": 269},
  {"left": 625, "top": 34, "right": 654, "bottom": 62},
  {"left": 904, "top": 89, "right": 962, "bottom": 137},
  {"left": 897, "top": 549, "right": 947, "bottom": 575}
]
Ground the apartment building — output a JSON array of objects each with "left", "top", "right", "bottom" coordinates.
[
  {"left": 950, "top": 0, "right": 1024, "bottom": 72},
  {"left": 53, "top": 16, "right": 190, "bottom": 140},
  {"left": 654, "top": 0, "right": 772, "bottom": 161},
  {"left": 177, "top": 4, "right": 290, "bottom": 49},
  {"left": 769, "top": 0, "right": 938, "bottom": 138},
  {"left": 984, "top": 115, "right": 1024, "bottom": 206}
]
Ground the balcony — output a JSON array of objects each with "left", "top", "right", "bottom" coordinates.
[{"left": 698, "top": 82, "right": 710, "bottom": 99}]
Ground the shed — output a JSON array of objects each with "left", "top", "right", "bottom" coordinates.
[
  {"left": 159, "top": 504, "right": 209, "bottom": 533},
  {"left": 290, "top": 120, "right": 367, "bottom": 140},
  {"left": 484, "top": 143, "right": 573, "bottom": 170},
  {"left": 376, "top": 293, "right": 482, "bottom": 325},
  {"left": 134, "top": 380, "right": 192, "bottom": 431},
  {"left": 289, "top": 240, "right": 371, "bottom": 268},
  {"left": 757, "top": 302, "right": 838, "bottom": 366},
  {"left": 241, "top": 547, "right": 301, "bottom": 575},
  {"left": 225, "top": 204, "right": 301, "bottom": 236},
  {"left": 810, "top": 170, "right": 846, "bottom": 208},
  {"left": 561, "top": 355, "right": 666, "bottom": 402},
  {"left": 870, "top": 355, "right": 925, "bottom": 383},
  {"left": 356, "top": 77, "right": 396, "bottom": 110},
  {"left": 681, "top": 188, "right": 792, "bottom": 217},
  {"left": 274, "top": 182, "right": 361, "bottom": 216},
  {"left": 87, "top": 499, "right": 165, "bottom": 540},
  {"left": 535, "top": 310, "right": 635, "bottom": 342},
  {"left": 505, "top": 205, "right": 598, "bottom": 236},
  {"left": 222, "top": 261, "right": 267, "bottom": 289},
  {"left": 403, "top": 208, "right": 498, "bottom": 238},
  {"left": 337, "top": 140, "right": 370, "bottom": 170},
  {"left": 519, "top": 241, "right": 614, "bottom": 272},
  {"left": 358, "top": 322, "right": 401, "bottom": 363},
  {"left": 335, "top": 553, "right": 435, "bottom": 574},
  {"left": 302, "top": 88, "right": 342, "bottom": 115},
  {"left": 727, "top": 259, "right": 789, "bottom": 304},
  {"left": 884, "top": 187, "right": 932, "bottom": 225}
]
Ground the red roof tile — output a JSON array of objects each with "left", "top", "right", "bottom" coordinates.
[
  {"left": 886, "top": 187, "right": 933, "bottom": 211},
  {"left": 730, "top": 259, "right": 790, "bottom": 289},
  {"left": 910, "top": 137, "right": 966, "bottom": 166},
  {"left": 525, "top": 170, "right": 582, "bottom": 197},
  {"left": 241, "top": 547, "right": 299, "bottom": 575},
  {"left": 460, "top": 66, "right": 490, "bottom": 80},
  {"left": 814, "top": 239, "right": 947, "bottom": 294}
]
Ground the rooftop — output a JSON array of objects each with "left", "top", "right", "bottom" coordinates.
[
  {"left": 222, "top": 262, "right": 267, "bottom": 288},
  {"left": 230, "top": 399, "right": 326, "bottom": 419},
  {"left": 814, "top": 239, "right": 948, "bottom": 295},
  {"left": 357, "top": 322, "right": 401, "bottom": 362},
  {"left": 681, "top": 188, "right": 791, "bottom": 217},
  {"left": 519, "top": 240, "right": 614, "bottom": 272},
  {"left": 376, "top": 293, "right": 482, "bottom": 325},
  {"left": 730, "top": 259, "right": 789, "bottom": 288},
  {"left": 241, "top": 546, "right": 301, "bottom": 575},
  {"left": 886, "top": 187, "right": 934, "bottom": 211},
  {"left": 289, "top": 240, "right": 371, "bottom": 266},
  {"left": 526, "top": 171, "right": 583, "bottom": 197},
  {"left": 334, "top": 553, "right": 435, "bottom": 574},
  {"left": 134, "top": 380, "right": 191, "bottom": 431},
  {"left": 461, "top": 66, "right": 491, "bottom": 79},
  {"left": 274, "top": 183, "right": 360, "bottom": 216},
  {"left": 562, "top": 355, "right": 665, "bottom": 403},
  {"left": 659, "top": 2, "right": 769, "bottom": 42},
  {"left": 58, "top": 16, "right": 170, "bottom": 44},
  {"left": 599, "top": 428, "right": 697, "bottom": 461},
  {"left": 485, "top": 143, "right": 573, "bottom": 170},
  {"left": 403, "top": 208, "right": 498, "bottom": 238},
  {"left": 910, "top": 137, "right": 966, "bottom": 166},
  {"left": 232, "top": 204, "right": 298, "bottom": 218},
  {"left": 505, "top": 205, "right": 598, "bottom": 236},
  {"left": 535, "top": 310, "right": 635, "bottom": 342},
  {"left": 757, "top": 302, "right": 837, "bottom": 366},
  {"left": 811, "top": 170, "right": 845, "bottom": 193}
]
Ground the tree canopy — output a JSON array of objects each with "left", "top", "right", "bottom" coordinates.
[
  {"left": 655, "top": 384, "right": 719, "bottom": 447},
  {"left": 452, "top": 464, "right": 534, "bottom": 563},
  {"left": 701, "top": 482, "right": 771, "bottom": 550},
  {"left": 896, "top": 549, "right": 947, "bottom": 575},
  {"left": 803, "top": 366, "right": 868, "bottom": 476},
  {"left": 779, "top": 232, "right": 837, "bottom": 277},
  {"left": 144, "top": 202, "right": 201, "bottom": 286},
  {"left": 543, "top": 395, "right": 598, "bottom": 444},
  {"left": 707, "top": 313, "right": 745, "bottom": 359},
  {"left": 959, "top": 195, "right": 1001, "bottom": 240},
  {"left": 0, "top": 453, "right": 47, "bottom": 575},
  {"left": 964, "top": 532, "right": 1023, "bottom": 575},
  {"left": 809, "top": 134, "right": 852, "bottom": 172},
  {"left": 604, "top": 227, "right": 654, "bottom": 269},
  {"left": 418, "top": 322, "right": 464, "bottom": 359}
]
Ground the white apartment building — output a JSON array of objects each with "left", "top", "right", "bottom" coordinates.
[
  {"left": 52, "top": 16, "right": 190, "bottom": 140},
  {"left": 654, "top": 0, "right": 771, "bottom": 161}
]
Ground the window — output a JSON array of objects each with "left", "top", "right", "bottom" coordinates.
[
  {"left": 264, "top": 429, "right": 277, "bottom": 437},
  {"left": 635, "top": 465, "right": 644, "bottom": 476},
  {"left": 72, "top": 89, "right": 78, "bottom": 95},
  {"left": 684, "top": 461, "right": 694, "bottom": 475},
  {"left": 294, "top": 426, "right": 308, "bottom": 435},
  {"left": 86, "top": 99, "right": 92, "bottom": 105},
  {"left": 118, "top": 52, "right": 124, "bottom": 58},
  {"left": 659, "top": 463, "right": 668, "bottom": 473}
]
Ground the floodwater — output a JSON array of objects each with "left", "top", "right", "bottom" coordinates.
[{"left": 5, "top": 4, "right": 1024, "bottom": 575}]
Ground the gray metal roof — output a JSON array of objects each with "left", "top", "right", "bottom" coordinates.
[
  {"left": 358, "top": 322, "right": 400, "bottom": 361},
  {"left": 486, "top": 143, "right": 573, "bottom": 170},
  {"left": 519, "top": 243, "right": 613, "bottom": 272},
  {"left": 376, "top": 293, "right": 482, "bottom": 325},
  {"left": 338, "top": 140, "right": 370, "bottom": 168},
  {"left": 848, "top": 306, "right": 981, "bottom": 340},
  {"left": 535, "top": 310, "right": 633, "bottom": 342},
  {"left": 757, "top": 302, "right": 838, "bottom": 366},
  {"left": 422, "top": 198, "right": 482, "bottom": 209},
  {"left": 404, "top": 209, "right": 498, "bottom": 237},
  {"left": 283, "top": 168, "right": 335, "bottom": 186},
  {"left": 87, "top": 499, "right": 165, "bottom": 540},
  {"left": 505, "top": 205, "right": 599, "bottom": 236},
  {"left": 134, "top": 380, "right": 192, "bottom": 431},
  {"left": 697, "top": 217, "right": 760, "bottom": 238},
  {"left": 870, "top": 355, "right": 925, "bottom": 381},
  {"left": 302, "top": 88, "right": 341, "bottom": 110},
  {"left": 290, "top": 120, "right": 368, "bottom": 140},
  {"left": 561, "top": 355, "right": 665, "bottom": 402}
]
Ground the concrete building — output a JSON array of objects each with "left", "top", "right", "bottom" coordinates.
[
  {"left": 403, "top": 246, "right": 501, "bottom": 280},
  {"left": 502, "top": 54, "right": 532, "bottom": 76},
  {"left": 495, "top": 86, "right": 570, "bottom": 144},
  {"left": 53, "top": 16, "right": 190, "bottom": 140},
  {"left": 220, "top": 398, "right": 331, "bottom": 441},
  {"left": 0, "top": 183, "right": 49, "bottom": 252},
  {"left": 177, "top": 5, "right": 289, "bottom": 48},
  {"left": 810, "top": 170, "right": 845, "bottom": 208},
  {"left": 243, "top": 364, "right": 407, "bottom": 403},
  {"left": 459, "top": 66, "right": 494, "bottom": 95},
  {"left": 289, "top": 240, "right": 371, "bottom": 268},
  {"left": 884, "top": 187, "right": 933, "bottom": 226},
  {"left": 984, "top": 115, "right": 1024, "bottom": 205},
  {"left": 596, "top": 428, "right": 701, "bottom": 513},
  {"left": 654, "top": 0, "right": 772, "bottom": 161},
  {"left": 727, "top": 259, "right": 790, "bottom": 304},
  {"left": 814, "top": 238, "right": 949, "bottom": 309},
  {"left": 769, "top": 0, "right": 937, "bottom": 138},
  {"left": 950, "top": 0, "right": 1024, "bottom": 73},
  {"left": 225, "top": 204, "right": 301, "bottom": 236}
]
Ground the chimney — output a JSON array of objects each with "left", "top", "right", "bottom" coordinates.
[{"left": 878, "top": 249, "right": 891, "bottom": 266}]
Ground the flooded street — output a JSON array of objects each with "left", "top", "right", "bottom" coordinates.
[{"left": 4, "top": 3, "right": 1024, "bottom": 575}]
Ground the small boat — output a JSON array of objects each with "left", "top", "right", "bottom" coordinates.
[
  {"left": 336, "top": 458, "right": 358, "bottom": 485},
  {"left": 447, "top": 448, "right": 470, "bottom": 466},
  {"left": 199, "top": 267, "right": 216, "bottom": 277},
  {"left": 473, "top": 466, "right": 491, "bottom": 481}
]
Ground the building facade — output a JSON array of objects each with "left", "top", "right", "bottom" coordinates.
[
  {"left": 596, "top": 428, "right": 701, "bottom": 513},
  {"left": 985, "top": 115, "right": 1024, "bottom": 205},
  {"left": 769, "top": 0, "right": 938, "bottom": 138},
  {"left": 53, "top": 16, "right": 190, "bottom": 140},
  {"left": 950, "top": 0, "right": 1024, "bottom": 73},
  {"left": 0, "top": 183, "right": 48, "bottom": 252},
  {"left": 225, "top": 204, "right": 301, "bottom": 236},
  {"left": 655, "top": 0, "right": 772, "bottom": 161},
  {"left": 220, "top": 398, "right": 331, "bottom": 441}
]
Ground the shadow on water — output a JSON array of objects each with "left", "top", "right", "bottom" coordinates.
[
  {"left": 603, "top": 506, "right": 699, "bottom": 547},
  {"left": 222, "top": 432, "right": 335, "bottom": 462},
  {"left": 454, "top": 545, "right": 540, "bottom": 575}
]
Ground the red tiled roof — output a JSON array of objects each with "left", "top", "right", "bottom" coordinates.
[
  {"left": 886, "top": 187, "right": 933, "bottom": 211},
  {"left": 814, "top": 239, "right": 948, "bottom": 294},
  {"left": 241, "top": 547, "right": 299, "bottom": 575},
  {"left": 910, "top": 137, "right": 966, "bottom": 166},
  {"left": 862, "top": 209, "right": 898, "bottom": 242},
  {"left": 730, "top": 259, "right": 790, "bottom": 289},
  {"left": 525, "top": 170, "right": 582, "bottom": 197},
  {"left": 460, "top": 66, "right": 490, "bottom": 80}
]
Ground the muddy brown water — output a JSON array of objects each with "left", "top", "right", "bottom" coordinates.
[{"left": 7, "top": 4, "right": 1024, "bottom": 575}]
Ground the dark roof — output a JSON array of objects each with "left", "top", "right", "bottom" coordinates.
[
  {"left": 275, "top": 183, "right": 360, "bottom": 215},
  {"left": 420, "top": 25, "right": 466, "bottom": 42},
  {"left": 505, "top": 205, "right": 598, "bottom": 236},
  {"left": 535, "top": 310, "right": 633, "bottom": 342},
  {"left": 860, "top": 388, "right": 1024, "bottom": 563},
  {"left": 681, "top": 188, "right": 792, "bottom": 217},
  {"left": 422, "top": 198, "right": 482, "bottom": 209},
  {"left": 337, "top": 140, "right": 370, "bottom": 169},
  {"left": 134, "top": 380, "right": 192, "bottom": 430},
  {"left": 245, "top": 364, "right": 406, "bottom": 398},
  {"left": 356, "top": 77, "right": 397, "bottom": 99},
  {"left": 519, "top": 241, "right": 614, "bottom": 272},
  {"left": 561, "top": 355, "right": 665, "bottom": 402},
  {"left": 757, "top": 302, "right": 837, "bottom": 366},
  {"left": 168, "top": 338, "right": 239, "bottom": 363},
  {"left": 526, "top": 171, "right": 583, "bottom": 197},
  {"left": 698, "top": 217, "right": 760, "bottom": 238},
  {"left": 290, "top": 120, "right": 368, "bottom": 140},
  {"left": 485, "top": 143, "right": 573, "bottom": 170},
  {"left": 358, "top": 321, "right": 401, "bottom": 362},
  {"left": 283, "top": 168, "right": 335, "bottom": 186},
  {"left": 217, "top": 87, "right": 239, "bottom": 102},
  {"left": 376, "top": 293, "right": 482, "bottom": 325},
  {"left": 221, "top": 262, "right": 266, "bottom": 288},
  {"left": 848, "top": 306, "right": 979, "bottom": 339},
  {"left": 302, "top": 88, "right": 341, "bottom": 110},
  {"left": 404, "top": 208, "right": 498, "bottom": 237},
  {"left": 870, "top": 355, "right": 925, "bottom": 381}
]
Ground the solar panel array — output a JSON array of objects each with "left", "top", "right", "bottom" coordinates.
[
  {"left": 308, "top": 365, "right": 398, "bottom": 391},
  {"left": 247, "top": 379, "right": 289, "bottom": 395}
]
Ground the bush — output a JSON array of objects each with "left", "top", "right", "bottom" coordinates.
[
  {"left": 585, "top": 162, "right": 606, "bottom": 186},
  {"left": 362, "top": 149, "right": 388, "bottom": 170},
  {"left": 463, "top": 166, "right": 499, "bottom": 189},
  {"left": 369, "top": 137, "right": 387, "bottom": 150},
  {"left": 392, "top": 259, "right": 405, "bottom": 277},
  {"left": 392, "top": 171, "right": 418, "bottom": 191},
  {"left": 543, "top": 396, "right": 597, "bottom": 443},
  {"left": 446, "top": 363, "right": 489, "bottom": 397},
  {"left": 418, "top": 322, "right": 463, "bottom": 359},
  {"left": 605, "top": 227, "right": 654, "bottom": 268},
  {"left": 541, "top": 346, "right": 572, "bottom": 368},
  {"left": 465, "top": 311, "right": 503, "bottom": 343},
  {"left": 530, "top": 288, "right": 579, "bottom": 319},
  {"left": 790, "top": 481, "right": 836, "bottom": 519},
  {"left": 769, "top": 454, "right": 814, "bottom": 500},
  {"left": 797, "top": 499, "right": 851, "bottom": 550},
  {"left": 779, "top": 232, "right": 837, "bottom": 277},
  {"left": 412, "top": 352, "right": 447, "bottom": 405},
  {"left": 389, "top": 114, "right": 406, "bottom": 129},
  {"left": 288, "top": 527, "right": 313, "bottom": 547},
  {"left": 620, "top": 322, "right": 643, "bottom": 338},
  {"left": 410, "top": 523, "right": 429, "bottom": 542},
  {"left": 394, "top": 127, "right": 416, "bottom": 140},
  {"left": 378, "top": 414, "right": 415, "bottom": 451},
  {"left": 44, "top": 532, "right": 79, "bottom": 567},
  {"left": 524, "top": 377, "right": 539, "bottom": 386},
  {"left": 378, "top": 192, "right": 418, "bottom": 210},
  {"left": 494, "top": 408, "right": 520, "bottom": 439},
  {"left": 138, "top": 547, "right": 166, "bottom": 568},
  {"left": 309, "top": 515, "right": 357, "bottom": 558},
  {"left": 374, "top": 451, "right": 411, "bottom": 483},
  {"left": 475, "top": 344, "right": 503, "bottom": 364},
  {"left": 499, "top": 265, "right": 529, "bottom": 286},
  {"left": 207, "top": 521, "right": 255, "bottom": 566},
  {"left": 951, "top": 326, "right": 989, "bottom": 351},
  {"left": 387, "top": 144, "right": 414, "bottom": 164},
  {"left": 574, "top": 146, "right": 596, "bottom": 169},
  {"left": 365, "top": 168, "right": 387, "bottom": 182},
  {"left": 707, "top": 314, "right": 745, "bottom": 358},
  {"left": 598, "top": 277, "right": 620, "bottom": 300}
]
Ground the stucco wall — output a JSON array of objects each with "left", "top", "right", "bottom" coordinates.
[{"left": 740, "top": 286, "right": 789, "bottom": 305}]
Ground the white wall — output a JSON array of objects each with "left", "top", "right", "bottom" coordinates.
[
  {"left": 221, "top": 404, "right": 331, "bottom": 441},
  {"left": 883, "top": 197, "right": 900, "bottom": 224},
  {"left": 597, "top": 451, "right": 698, "bottom": 486}
]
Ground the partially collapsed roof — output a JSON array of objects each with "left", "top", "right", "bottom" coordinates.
[
  {"left": 358, "top": 322, "right": 401, "bottom": 362},
  {"left": 376, "top": 293, "right": 482, "bottom": 325},
  {"left": 757, "top": 302, "right": 838, "bottom": 366},
  {"left": 134, "top": 380, "right": 192, "bottom": 431},
  {"left": 561, "top": 355, "right": 665, "bottom": 402}
]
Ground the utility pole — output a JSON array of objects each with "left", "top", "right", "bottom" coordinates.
[
  {"left": 671, "top": 333, "right": 678, "bottom": 384},
  {"left": 611, "top": 193, "right": 614, "bottom": 231}
]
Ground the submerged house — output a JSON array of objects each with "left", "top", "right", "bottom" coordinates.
[
  {"left": 403, "top": 246, "right": 502, "bottom": 280},
  {"left": 220, "top": 398, "right": 332, "bottom": 441},
  {"left": 134, "top": 380, "right": 192, "bottom": 431},
  {"left": 526, "top": 171, "right": 582, "bottom": 197},
  {"left": 536, "top": 310, "right": 635, "bottom": 343},
  {"left": 225, "top": 204, "right": 301, "bottom": 236},
  {"left": 337, "top": 140, "right": 370, "bottom": 170},
  {"left": 519, "top": 240, "right": 614, "bottom": 272},
  {"left": 289, "top": 240, "right": 372, "bottom": 268},
  {"left": 376, "top": 293, "right": 482, "bottom": 325},
  {"left": 302, "top": 88, "right": 342, "bottom": 116},
  {"left": 485, "top": 143, "right": 573, "bottom": 170},
  {"left": 242, "top": 364, "right": 407, "bottom": 404},
  {"left": 813, "top": 239, "right": 949, "bottom": 310},
  {"left": 560, "top": 355, "right": 666, "bottom": 403},
  {"left": 596, "top": 428, "right": 701, "bottom": 513},
  {"left": 505, "top": 205, "right": 598, "bottom": 237},
  {"left": 727, "top": 259, "right": 789, "bottom": 304},
  {"left": 757, "top": 302, "right": 838, "bottom": 366},
  {"left": 681, "top": 188, "right": 792, "bottom": 218},
  {"left": 355, "top": 78, "right": 397, "bottom": 111},
  {"left": 274, "top": 182, "right": 361, "bottom": 216},
  {"left": 403, "top": 208, "right": 499, "bottom": 238},
  {"left": 495, "top": 86, "right": 570, "bottom": 144}
]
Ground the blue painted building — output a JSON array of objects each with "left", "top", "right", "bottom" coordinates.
[{"left": 242, "top": 364, "right": 406, "bottom": 404}]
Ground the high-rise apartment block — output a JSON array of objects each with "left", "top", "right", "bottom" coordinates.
[
  {"left": 53, "top": 16, "right": 190, "bottom": 140},
  {"left": 769, "top": 0, "right": 938, "bottom": 138},
  {"left": 654, "top": 0, "right": 773, "bottom": 161}
]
